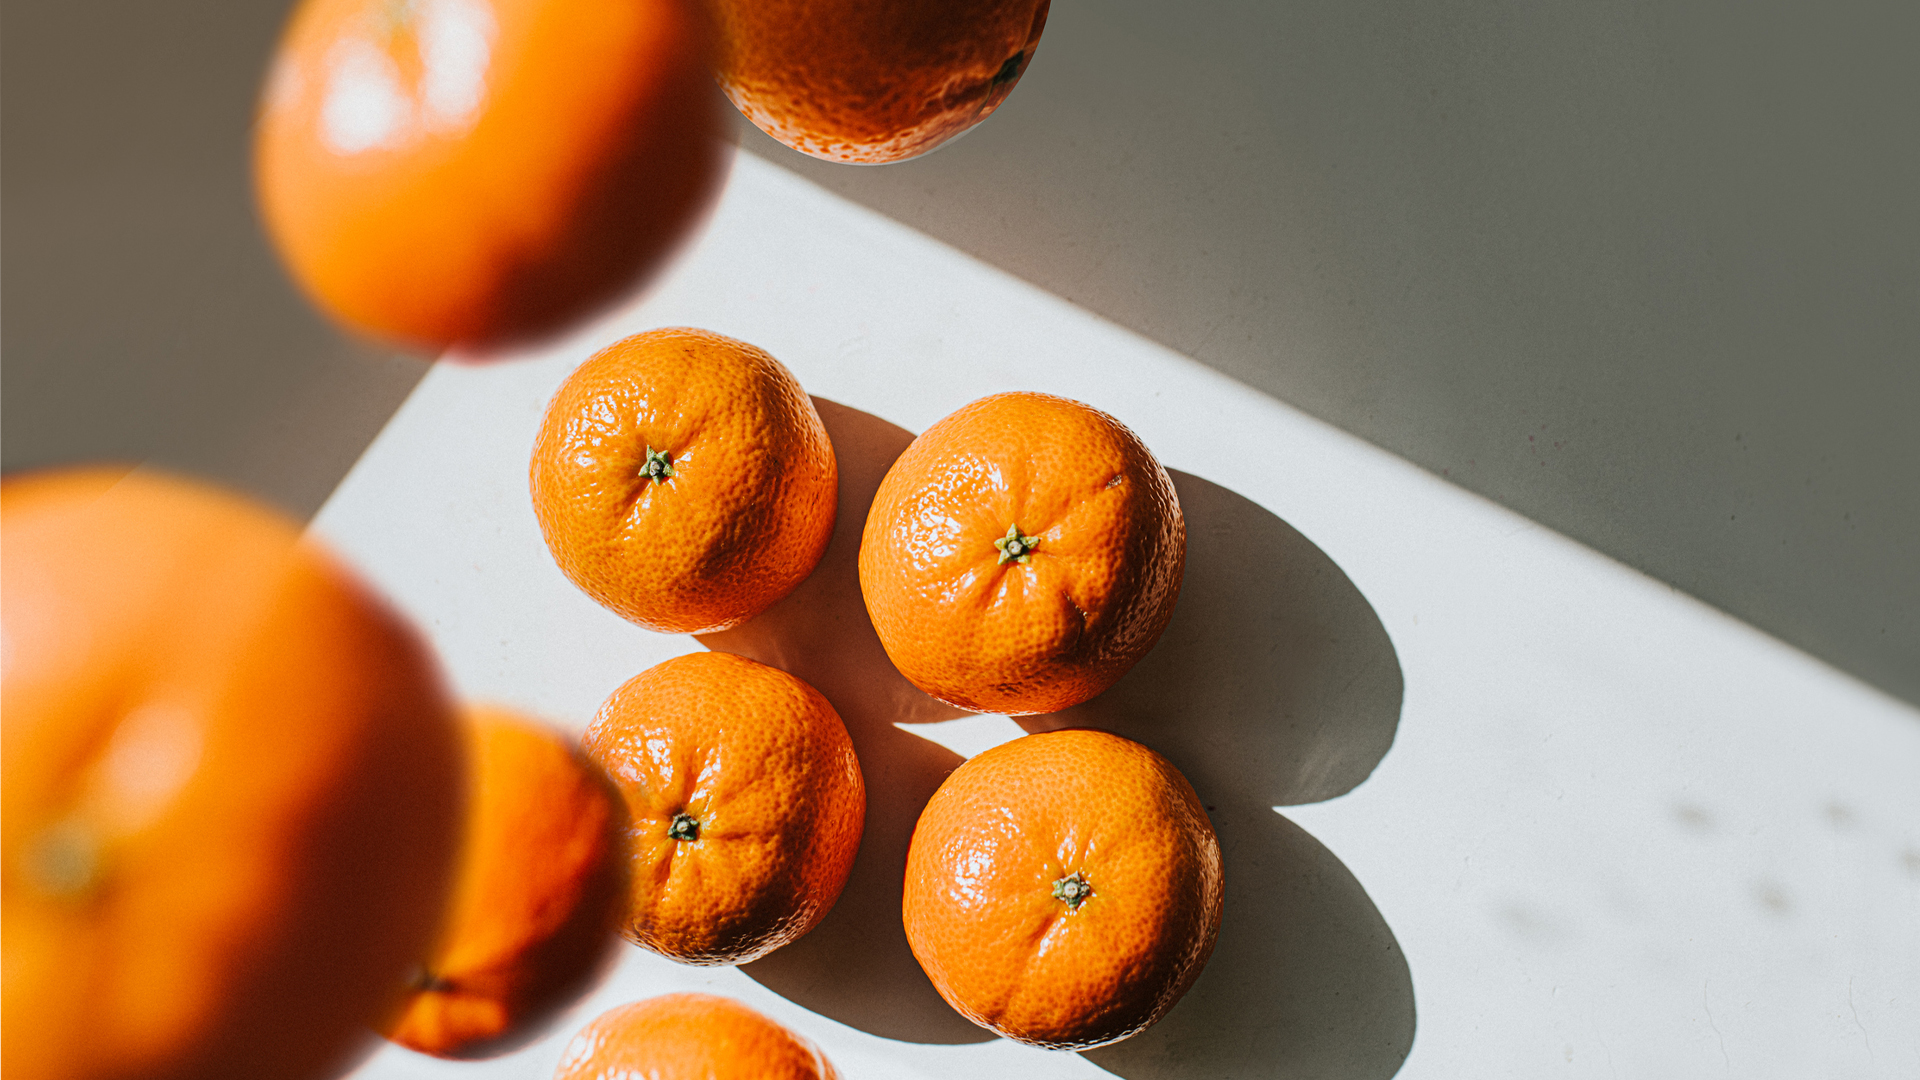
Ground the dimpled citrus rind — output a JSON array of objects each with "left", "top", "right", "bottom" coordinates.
[
  {"left": 581, "top": 652, "right": 864, "bottom": 965},
  {"left": 531, "top": 328, "right": 837, "bottom": 634},
  {"left": 554, "top": 993, "right": 838, "bottom": 1080},
  {"left": 902, "top": 729, "right": 1222, "bottom": 1049},
  {"left": 710, "top": 0, "right": 1049, "bottom": 164},
  {"left": 858, "top": 391, "right": 1184, "bottom": 714}
]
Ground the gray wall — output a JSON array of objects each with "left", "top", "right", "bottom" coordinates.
[
  {"left": 2, "top": 0, "right": 428, "bottom": 519},
  {"left": 743, "top": 0, "right": 1920, "bottom": 704},
  {"left": 4, "top": 0, "right": 1915, "bottom": 704}
]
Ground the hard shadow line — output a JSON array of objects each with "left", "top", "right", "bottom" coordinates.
[{"left": 741, "top": 0, "right": 1920, "bottom": 709}]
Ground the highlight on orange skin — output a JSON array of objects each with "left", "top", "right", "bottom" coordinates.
[
  {"left": 383, "top": 706, "right": 624, "bottom": 1059},
  {"left": 254, "top": 0, "right": 727, "bottom": 353}
]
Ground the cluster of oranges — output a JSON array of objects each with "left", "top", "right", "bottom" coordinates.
[
  {"left": 522, "top": 328, "right": 1225, "bottom": 1061},
  {"left": 2, "top": 0, "right": 1241, "bottom": 1076}
]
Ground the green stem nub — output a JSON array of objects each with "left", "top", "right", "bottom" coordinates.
[
  {"left": 27, "top": 821, "right": 99, "bottom": 898},
  {"left": 641, "top": 446, "right": 676, "bottom": 483},
  {"left": 994, "top": 523, "right": 1041, "bottom": 565},
  {"left": 1052, "top": 871, "right": 1093, "bottom": 910},
  {"left": 667, "top": 812, "right": 699, "bottom": 842},
  {"left": 406, "top": 963, "right": 456, "bottom": 994}
]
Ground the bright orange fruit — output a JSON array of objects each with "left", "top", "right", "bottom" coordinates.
[
  {"left": 711, "top": 0, "right": 1050, "bottom": 163},
  {"left": 531, "top": 328, "right": 838, "bottom": 635},
  {"left": 254, "top": 0, "right": 725, "bottom": 353},
  {"left": 0, "top": 468, "right": 463, "bottom": 1080},
  {"left": 858, "top": 391, "right": 1185, "bottom": 714},
  {"left": 582, "top": 651, "right": 864, "bottom": 964},
  {"left": 555, "top": 993, "right": 839, "bottom": 1080},
  {"left": 903, "top": 728, "right": 1223, "bottom": 1048},
  {"left": 384, "top": 706, "right": 623, "bottom": 1059}
]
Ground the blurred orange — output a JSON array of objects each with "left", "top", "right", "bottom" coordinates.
[
  {"left": 530, "top": 328, "right": 838, "bottom": 634},
  {"left": 0, "top": 468, "right": 464, "bottom": 1080},
  {"left": 582, "top": 651, "right": 864, "bottom": 964},
  {"left": 554, "top": 993, "right": 839, "bottom": 1080},
  {"left": 712, "top": 0, "right": 1050, "bottom": 163},
  {"left": 384, "top": 706, "right": 623, "bottom": 1059},
  {"left": 254, "top": 0, "right": 726, "bottom": 353}
]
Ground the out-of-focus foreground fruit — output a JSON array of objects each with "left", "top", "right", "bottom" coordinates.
[
  {"left": 859, "top": 391, "right": 1185, "bottom": 714},
  {"left": 711, "top": 0, "right": 1050, "bottom": 163},
  {"left": 582, "top": 651, "right": 864, "bottom": 965},
  {"left": 903, "top": 728, "right": 1223, "bottom": 1049},
  {"left": 254, "top": 0, "right": 726, "bottom": 354},
  {"left": 530, "top": 327, "right": 837, "bottom": 635},
  {"left": 0, "top": 468, "right": 465, "bottom": 1080},
  {"left": 554, "top": 993, "right": 839, "bottom": 1080},
  {"left": 384, "top": 706, "right": 624, "bottom": 1060}
]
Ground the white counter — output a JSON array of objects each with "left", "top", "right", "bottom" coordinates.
[{"left": 318, "top": 152, "right": 1919, "bottom": 1080}]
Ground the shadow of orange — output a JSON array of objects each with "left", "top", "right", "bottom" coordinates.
[
  {"left": 703, "top": 403, "right": 1416, "bottom": 1071},
  {"left": 698, "top": 398, "right": 985, "bottom": 1044},
  {"left": 1022, "top": 471, "right": 1415, "bottom": 1078}
]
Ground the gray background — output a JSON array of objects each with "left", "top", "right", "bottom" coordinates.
[{"left": 4, "top": 0, "right": 1915, "bottom": 705}]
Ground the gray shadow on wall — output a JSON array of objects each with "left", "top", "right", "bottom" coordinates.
[{"left": 1022, "top": 471, "right": 1415, "bottom": 1078}]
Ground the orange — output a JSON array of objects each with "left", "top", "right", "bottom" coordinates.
[
  {"left": 858, "top": 391, "right": 1185, "bottom": 715},
  {"left": 384, "top": 706, "right": 623, "bottom": 1059},
  {"left": 711, "top": 0, "right": 1050, "bottom": 163},
  {"left": 555, "top": 993, "right": 838, "bottom": 1080},
  {"left": 902, "top": 728, "right": 1223, "bottom": 1048},
  {"left": 0, "top": 467, "right": 464, "bottom": 1080},
  {"left": 254, "top": 0, "right": 725, "bottom": 353},
  {"left": 531, "top": 327, "right": 838, "bottom": 634},
  {"left": 581, "top": 651, "right": 864, "bottom": 964}
]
